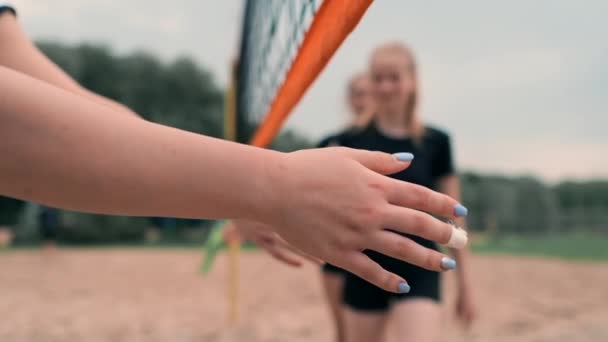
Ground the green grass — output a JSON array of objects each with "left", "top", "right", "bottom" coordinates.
[
  {"left": 4, "top": 234, "right": 607, "bottom": 262},
  {"left": 472, "top": 233, "right": 608, "bottom": 262}
]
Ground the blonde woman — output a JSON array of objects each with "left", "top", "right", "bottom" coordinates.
[{"left": 341, "top": 42, "right": 477, "bottom": 342}]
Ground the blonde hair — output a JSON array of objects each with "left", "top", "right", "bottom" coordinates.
[{"left": 371, "top": 41, "right": 425, "bottom": 142}]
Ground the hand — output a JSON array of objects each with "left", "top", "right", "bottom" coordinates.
[
  {"left": 455, "top": 286, "right": 478, "bottom": 330},
  {"left": 231, "top": 220, "right": 321, "bottom": 267},
  {"left": 262, "top": 147, "right": 469, "bottom": 293}
]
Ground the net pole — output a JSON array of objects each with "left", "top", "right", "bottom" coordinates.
[
  {"left": 224, "top": 65, "right": 240, "bottom": 325},
  {"left": 235, "top": 0, "right": 254, "bottom": 144},
  {"left": 249, "top": 0, "right": 374, "bottom": 147},
  {"left": 224, "top": 65, "right": 237, "bottom": 142},
  {"left": 227, "top": 236, "right": 240, "bottom": 324}
]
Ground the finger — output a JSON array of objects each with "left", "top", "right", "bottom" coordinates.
[
  {"left": 256, "top": 239, "right": 303, "bottom": 267},
  {"left": 385, "top": 179, "right": 468, "bottom": 219},
  {"left": 269, "top": 247, "right": 304, "bottom": 267},
  {"left": 275, "top": 238, "right": 324, "bottom": 265},
  {"left": 337, "top": 252, "right": 409, "bottom": 294},
  {"left": 273, "top": 234, "right": 324, "bottom": 264},
  {"left": 367, "top": 230, "right": 457, "bottom": 271},
  {"left": 335, "top": 147, "right": 413, "bottom": 175},
  {"left": 383, "top": 205, "right": 468, "bottom": 248}
]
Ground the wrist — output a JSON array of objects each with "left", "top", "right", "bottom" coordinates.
[{"left": 246, "top": 148, "right": 288, "bottom": 225}]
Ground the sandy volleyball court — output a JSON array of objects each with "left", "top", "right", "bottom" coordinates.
[{"left": 0, "top": 249, "right": 607, "bottom": 341}]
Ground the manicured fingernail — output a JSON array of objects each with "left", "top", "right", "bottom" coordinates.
[
  {"left": 441, "top": 257, "right": 457, "bottom": 270},
  {"left": 393, "top": 152, "right": 414, "bottom": 162},
  {"left": 454, "top": 204, "right": 468, "bottom": 217},
  {"left": 398, "top": 282, "right": 411, "bottom": 293}
]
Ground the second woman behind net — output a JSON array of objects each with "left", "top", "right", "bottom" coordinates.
[{"left": 318, "top": 72, "right": 374, "bottom": 342}]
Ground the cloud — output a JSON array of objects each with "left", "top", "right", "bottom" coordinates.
[{"left": 459, "top": 138, "right": 608, "bottom": 181}]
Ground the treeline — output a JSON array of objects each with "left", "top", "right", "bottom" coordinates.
[
  {"left": 462, "top": 173, "right": 608, "bottom": 236},
  {"left": 0, "top": 42, "right": 606, "bottom": 243}
]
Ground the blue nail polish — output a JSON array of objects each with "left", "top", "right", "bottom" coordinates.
[
  {"left": 393, "top": 152, "right": 414, "bottom": 162},
  {"left": 398, "top": 282, "right": 411, "bottom": 293},
  {"left": 441, "top": 257, "right": 457, "bottom": 270},
  {"left": 454, "top": 204, "right": 468, "bottom": 217}
]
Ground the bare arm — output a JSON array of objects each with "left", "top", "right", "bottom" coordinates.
[
  {"left": 0, "top": 65, "right": 276, "bottom": 218},
  {"left": 0, "top": 12, "right": 139, "bottom": 118}
]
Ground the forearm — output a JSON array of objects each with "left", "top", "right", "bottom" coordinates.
[
  {"left": 77, "top": 88, "right": 141, "bottom": 119},
  {"left": 0, "top": 66, "right": 279, "bottom": 220}
]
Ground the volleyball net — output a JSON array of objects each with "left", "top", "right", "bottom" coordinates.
[{"left": 234, "top": 0, "right": 374, "bottom": 147}]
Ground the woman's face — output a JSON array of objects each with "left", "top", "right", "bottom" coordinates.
[
  {"left": 348, "top": 75, "right": 372, "bottom": 117},
  {"left": 370, "top": 51, "right": 416, "bottom": 114}
]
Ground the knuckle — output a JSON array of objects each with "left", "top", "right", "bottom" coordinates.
[
  {"left": 379, "top": 271, "right": 394, "bottom": 290},
  {"left": 334, "top": 234, "right": 351, "bottom": 249},
  {"left": 407, "top": 184, "right": 427, "bottom": 207},
  {"left": 420, "top": 191, "right": 433, "bottom": 209},
  {"left": 393, "top": 237, "right": 413, "bottom": 258},
  {"left": 424, "top": 250, "right": 438, "bottom": 270},
  {"left": 333, "top": 230, "right": 360, "bottom": 251},
  {"left": 408, "top": 212, "right": 427, "bottom": 235},
  {"left": 357, "top": 205, "right": 383, "bottom": 229},
  {"left": 368, "top": 179, "right": 387, "bottom": 194}
]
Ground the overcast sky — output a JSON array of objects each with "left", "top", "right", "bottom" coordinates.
[{"left": 11, "top": 0, "right": 607, "bottom": 181}]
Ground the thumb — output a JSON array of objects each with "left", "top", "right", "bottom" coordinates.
[{"left": 340, "top": 148, "right": 414, "bottom": 175}]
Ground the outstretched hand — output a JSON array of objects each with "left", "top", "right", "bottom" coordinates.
[{"left": 260, "top": 147, "right": 468, "bottom": 293}]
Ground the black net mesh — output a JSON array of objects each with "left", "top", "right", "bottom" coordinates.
[{"left": 235, "top": 0, "right": 324, "bottom": 143}]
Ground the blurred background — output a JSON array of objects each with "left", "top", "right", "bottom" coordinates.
[{"left": 0, "top": 1, "right": 607, "bottom": 341}]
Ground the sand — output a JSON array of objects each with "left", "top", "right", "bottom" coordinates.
[{"left": 1, "top": 249, "right": 607, "bottom": 341}]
